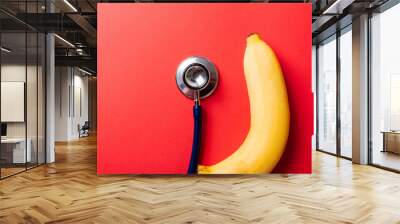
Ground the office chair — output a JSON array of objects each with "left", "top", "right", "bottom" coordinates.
[{"left": 79, "top": 121, "right": 90, "bottom": 138}]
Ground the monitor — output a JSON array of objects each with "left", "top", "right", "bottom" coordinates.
[{"left": 1, "top": 123, "right": 7, "bottom": 137}]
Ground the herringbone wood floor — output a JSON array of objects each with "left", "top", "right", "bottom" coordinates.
[{"left": 1, "top": 135, "right": 400, "bottom": 224}]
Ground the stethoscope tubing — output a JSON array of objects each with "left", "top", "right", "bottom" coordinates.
[{"left": 188, "top": 104, "right": 202, "bottom": 174}]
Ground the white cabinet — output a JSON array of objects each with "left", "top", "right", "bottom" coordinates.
[{"left": 1, "top": 138, "right": 32, "bottom": 163}]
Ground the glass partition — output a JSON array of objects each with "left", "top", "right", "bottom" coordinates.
[
  {"left": 0, "top": 1, "right": 46, "bottom": 179},
  {"left": 1, "top": 31, "right": 28, "bottom": 177}
]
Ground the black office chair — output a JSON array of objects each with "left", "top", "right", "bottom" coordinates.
[{"left": 79, "top": 121, "right": 90, "bottom": 138}]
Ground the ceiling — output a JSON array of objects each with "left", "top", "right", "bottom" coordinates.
[{"left": 0, "top": 0, "right": 394, "bottom": 74}]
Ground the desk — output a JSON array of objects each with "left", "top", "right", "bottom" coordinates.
[
  {"left": 382, "top": 131, "right": 400, "bottom": 154},
  {"left": 1, "top": 138, "right": 31, "bottom": 164}
]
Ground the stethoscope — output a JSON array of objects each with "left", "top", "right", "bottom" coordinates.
[{"left": 176, "top": 56, "right": 219, "bottom": 174}]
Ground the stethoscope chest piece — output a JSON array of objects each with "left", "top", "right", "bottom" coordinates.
[{"left": 176, "top": 56, "right": 219, "bottom": 100}]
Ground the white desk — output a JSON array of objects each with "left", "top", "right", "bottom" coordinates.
[{"left": 1, "top": 138, "right": 31, "bottom": 163}]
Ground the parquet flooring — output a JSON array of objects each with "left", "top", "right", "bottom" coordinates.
[
  {"left": 1, "top": 135, "right": 400, "bottom": 223},
  {"left": 1, "top": 167, "right": 26, "bottom": 178}
]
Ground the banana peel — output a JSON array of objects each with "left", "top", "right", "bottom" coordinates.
[{"left": 198, "top": 34, "right": 290, "bottom": 174}]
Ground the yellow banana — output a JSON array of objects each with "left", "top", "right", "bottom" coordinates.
[{"left": 198, "top": 34, "right": 290, "bottom": 174}]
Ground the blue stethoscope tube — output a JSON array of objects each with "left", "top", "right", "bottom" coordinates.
[{"left": 188, "top": 101, "right": 202, "bottom": 174}]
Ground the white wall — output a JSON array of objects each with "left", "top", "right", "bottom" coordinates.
[
  {"left": 55, "top": 66, "right": 70, "bottom": 141},
  {"left": 72, "top": 73, "right": 89, "bottom": 138},
  {"left": 55, "top": 67, "right": 89, "bottom": 141}
]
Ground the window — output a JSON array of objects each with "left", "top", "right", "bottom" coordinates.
[
  {"left": 339, "top": 28, "right": 352, "bottom": 158},
  {"left": 390, "top": 75, "right": 400, "bottom": 130},
  {"left": 317, "top": 36, "right": 337, "bottom": 154},
  {"left": 370, "top": 2, "right": 400, "bottom": 171},
  {"left": 312, "top": 46, "right": 317, "bottom": 150}
]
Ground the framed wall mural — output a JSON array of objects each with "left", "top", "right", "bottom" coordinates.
[{"left": 98, "top": 3, "right": 312, "bottom": 174}]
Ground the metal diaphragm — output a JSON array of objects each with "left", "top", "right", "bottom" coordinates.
[{"left": 176, "top": 56, "right": 219, "bottom": 100}]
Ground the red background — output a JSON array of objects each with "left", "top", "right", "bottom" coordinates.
[{"left": 98, "top": 3, "right": 312, "bottom": 174}]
